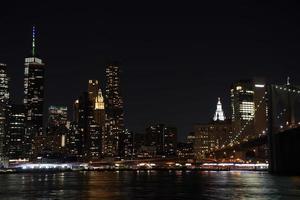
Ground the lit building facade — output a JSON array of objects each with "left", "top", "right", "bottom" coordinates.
[
  {"left": 0, "top": 63, "right": 10, "bottom": 163},
  {"left": 123, "top": 129, "right": 134, "bottom": 159},
  {"left": 194, "top": 98, "right": 232, "bottom": 159},
  {"left": 104, "top": 63, "right": 125, "bottom": 157},
  {"left": 94, "top": 89, "right": 105, "bottom": 126},
  {"left": 230, "top": 78, "right": 267, "bottom": 142},
  {"left": 23, "top": 26, "right": 45, "bottom": 159},
  {"left": 194, "top": 120, "right": 233, "bottom": 159},
  {"left": 7, "top": 105, "right": 25, "bottom": 160}
]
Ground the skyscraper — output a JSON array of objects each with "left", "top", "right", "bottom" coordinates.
[
  {"left": 88, "top": 80, "right": 100, "bottom": 102},
  {"left": 194, "top": 98, "right": 232, "bottom": 158},
  {"left": 77, "top": 92, "right": 102, "bottom": 160},
  {"left": 45, "top": 106, "right": 68, "bottom": 152},
  {"left": 163, "top": 127, "right": 177, "bottom": 157},
  {"left": 88, "top": 80, "right": 105, "bottom": 127},
  {"left": 94, "top": 89, "right": 105, "bottom": 126},
  {"left": 103, "top": 63, "right": 124, "bottom": 158},
  {"left": 23, "top": 26, "right": 45, "bottom": 158},
  {"left": 145, "top": 124, "right": 164, "bottom": 156},
  {"left": 7, "top": 105, "right": 25, "bottom": 160},
  {"left": 145, "top": 124, "right": 177, "bottom": 157},
  {"left": 230, "top": 78, "right": 267, "bottom": 142},
  {"left": 0, "top": 63, "right": 10, "bottom": 165},
  {"left": 47, "top": 106, "right": 68, "bottom": 136}
]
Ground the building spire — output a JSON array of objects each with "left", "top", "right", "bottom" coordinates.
[
  {"left": 213, "top": 97, "right": 226, "bottom": 121},
  {"left": 287, "top": 76, "right": 290, "bottom": 86},
  {"left": 32, "top": 26, "right": 36, "bottom": 57}
]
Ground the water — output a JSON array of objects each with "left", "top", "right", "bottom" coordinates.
[{"left": 0, "top": 171, "right": 300, "bottom": 199}]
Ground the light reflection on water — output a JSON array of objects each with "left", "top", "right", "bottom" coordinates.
[{"left": 0, "top": 171, "right": 300, "bottom": 200}]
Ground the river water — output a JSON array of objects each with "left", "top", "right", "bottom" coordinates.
[{"left": 0, "top": 171, "right": 300, "bottom": 199}]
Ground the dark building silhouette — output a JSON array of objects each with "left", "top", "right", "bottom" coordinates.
[
  {"left": 77, "top": 92, "right": 102, "bottom": 160},
  {"left": 145, "top": 124, "right": 177, "bottom": 157},
  {"left": 163, "top": 127, "right": 177, "bottom": 157},
  {"left": 47, "top": 106, "right": 68, "bottom": 135}
]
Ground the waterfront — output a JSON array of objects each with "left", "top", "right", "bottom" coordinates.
[{"left": 0, "top": 171, "right": 300, "bottom": 199}]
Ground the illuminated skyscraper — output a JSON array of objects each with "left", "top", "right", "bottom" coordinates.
[
  {"left": 94, "top": 89, "right": 105, "bottom": 126},
  {"left": 230, "top": 78, "right": 267, "bottom": 141},
  {"left": 88, "top": 80, "right": 105, "bottom": 126},
  {"left": 23, "top": 26, "right": 45, "bottom": 158},
  {"left": 7, "top": 104, "right": 25, "bottom": 160},
  {"left": 0, "top": 63, "right": 10, "bottom": 164},
  {"left": 104, "top": 63, "right": 124, "bottom": 157}
]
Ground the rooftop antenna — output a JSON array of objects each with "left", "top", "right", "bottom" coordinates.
[{"left": 32, "top": 26, "right": 36, "bottom": 57}]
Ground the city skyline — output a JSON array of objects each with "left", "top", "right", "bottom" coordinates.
[
  {"left": 1, "top": 2, "right": 300, "bottom": 199},
  {"left": 1, "top": 2, "right": 300, "bottom": 141}
]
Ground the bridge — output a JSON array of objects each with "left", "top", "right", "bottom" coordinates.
[{"left": 208, "top": 82, "right": 300, "bottom": 174}]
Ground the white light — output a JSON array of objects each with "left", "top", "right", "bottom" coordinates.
[{"left": 255, "top": 84, "right": 265, "bottom": 88}]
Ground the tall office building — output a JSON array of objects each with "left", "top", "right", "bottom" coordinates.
[
  {"left": 194, "top": 98, "right": 233, "bottom": 158},
  {"left": 88, "top": 80, "right": 100, "bottom": 102},
  {"left": 163, "top": 127, "right": 177, "bottom": 157},
  {"left": 7, "top": 105, "right": 25, "bottom": 160},
  {"left": 145, "top": 124, "right": 165, "bottom": 156},
  {"left": 123, "top": 129, "right": 134, "bottom": 159},
  {"left": 0, "top": 63, "right": 10, "bottom": 164},
  {"left": 23, "top": 26, "right": 45, "bottom": 158},
  {"left": 43, "top": 106, "right": 68, "bottom": 153},
  {"left": 88, "top": 80, "right": 105, "bottom": 126},
  {"left": 73, "top": 99, "right": 79, "bottom": 123},
  {"left": 47, "top": 106, "right": 68, "bottom": 135},
  {"left": 145, "top": 124, "right": 177, "bottom": 157},
  {"left": 77, "top": 92, "right": 102, "bottom": 160},
  {"left": 94, "top": 89, "right": 105, "bottom": 126},
  {"left": 104, "top": 63, "right": 124, "bottom": 157},
  {"left": 194, "top": 120, "right": 233, "bottom": 159},
  {"left": 230, "top": 78, "right": 267, "bottom": 142}
]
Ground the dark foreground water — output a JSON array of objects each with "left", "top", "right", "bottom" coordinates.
[{"left": 0, "top": 171, "right": 300, "bottom": 200}]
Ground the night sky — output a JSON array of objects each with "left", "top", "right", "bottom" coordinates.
[{"left": 1, "top": 1, "right": 300, "bottom": 141}]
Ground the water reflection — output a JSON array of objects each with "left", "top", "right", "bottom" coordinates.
[{"left": 0, "top": 171, "right": 300, "bottom": 199}]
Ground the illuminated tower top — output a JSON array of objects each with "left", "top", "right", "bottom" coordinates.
[
  {"left": 213, "top": 97, "right": 225, "bottom": 121},
  {"left": 95, "top": 89, "right": 105, "bottom": 110},
  {"left": 25, "top": 26, "right": 43, "bottom": 64}
]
